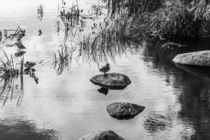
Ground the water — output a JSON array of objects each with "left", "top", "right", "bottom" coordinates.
[{"left": 0, "top": 0, "right": 210, "bottom": 140}]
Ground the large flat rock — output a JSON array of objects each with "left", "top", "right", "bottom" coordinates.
[
  {"left": 173, "top": 51, "right": 210, "bottom": 66},
  {"left": 106, "top": 102, "right": 145, "bottom": 120},
  {"left": 90, "top": 73, "right": 131, "bottom": 89}
]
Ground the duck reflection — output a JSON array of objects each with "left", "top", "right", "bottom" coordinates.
[{"left": 98, "top": 86, "right": 109, "bottom": 95}]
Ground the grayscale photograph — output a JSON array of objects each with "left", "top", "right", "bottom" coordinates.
[{"left": 0, "top": 0, "right": 209, "bottom": 140}]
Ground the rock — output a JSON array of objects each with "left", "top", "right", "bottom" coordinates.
[
  {"left": 15, "top": 51, "right": 25, "bottom": 57},
  {"left": 90, "top": 73, "right": 131, "bottom": 89},
  {"left": 106, "top": 102, "right": 145, "bottom": 120},
  {"left": 79, "top": 130, "right": 125, "bottom": 140},
  {"left": 24, "top": 61, "right": 36, "bottom": 68},
  {"left": 173, "top": 51, "right": 210, "bottom": 66}
]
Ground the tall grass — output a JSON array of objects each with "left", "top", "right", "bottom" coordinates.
[
  {"left": 116, "top": 0, "right": 210, "bottom": 41},
  {"left": 78, "top": 21, "right": 132, "bottom": 63},
  {"left": 103, "top": 0, "right": 163, "bottom": 17}
]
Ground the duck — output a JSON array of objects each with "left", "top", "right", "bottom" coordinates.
[
  {"left": 99, "top": 63, "right": 110, "bottom": 76},
  {"left": 38, "top": 29, "right": 42, "bottom": 36}
]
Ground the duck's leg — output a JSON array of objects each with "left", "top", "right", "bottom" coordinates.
[{"left": 104, "top": 72, "right": 107, "bottom": 77}]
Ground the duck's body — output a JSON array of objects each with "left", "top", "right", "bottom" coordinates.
[{"left": 99, "top": 63, "right": 110, "bottom": 75}]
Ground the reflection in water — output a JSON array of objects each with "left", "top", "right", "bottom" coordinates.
[
  {"left": 175, "top": 64, "right": 210, "bottom": 81},
  {"left": 98, "top": 87, "right": 109, "bottom": 95},
  {"left": 37, "top": 5, "right": 44, "bottom": 21},
  {"left": 0, "top": 119, "right": 57, "bottom": 140},
  {"left": 143, "top": 39, "right": 210, "bottom": 139},
  {"left": 1, "top": 0, "right": 210, "bottom": 139},
  {"left": 178, "top": 79, "right": 210, "bottom": 140},
  {"left": 53, "top": 44, "right": 75, "bottom": 75},
  {"left": 0, "top": 56, "right": 39, "bottom": 106},
  {"left": 0, "top": 73, "right": 24, "bottom": 107},
  {"left": 144, "top": 113, "right": 172, "bottom": 134}
]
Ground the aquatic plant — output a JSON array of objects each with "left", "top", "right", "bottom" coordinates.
[
  {"left": 37, "top": 5, "right": 44, "bottom": 21},
  {"left": 78, "top": 21, "right": 131, "bottom": 63},
  {"left": 0, "top": 52, "right": 25, "bottom": 106},
  {"left": 0, "top": 51, "right": 19, "bottom": 79},
  {"left": 54, "top": 44, "right": 75, "bottom": 75},
  {"left": 3, "top": 26, "right": 25, "bottom": 41},
  {"left": 59, "top": 0, "right": 80, "bottom": 29}
]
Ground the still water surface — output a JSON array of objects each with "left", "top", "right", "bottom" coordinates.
[{"left": 0, "top": 0, "right": 210, "bottom": 140}]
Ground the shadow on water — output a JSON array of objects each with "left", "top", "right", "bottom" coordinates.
[
  {"left": 178, "top": 77, "right": 210, "bottom": 140},
  {"left": 0, "top": 119, "right": 57, "bottom": 140},
  {"left": 141, "top": 38, "right": 210, "bottom": 139},
  {"left": 97, "top": 86, "right": 109, "bottom": 95}
]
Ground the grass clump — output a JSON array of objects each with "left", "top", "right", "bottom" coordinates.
[
  {"left": 78, "top": 21, "right": 131, "bottom": 63},
  {"left": 103, "top": 0, "right": 163, "bottom": 17},
  {"left": 54, "top": 44, "right": 75, "bottom": 75},
  {"left": 116, "top": 0, "right": 210, "bottom": 42}
]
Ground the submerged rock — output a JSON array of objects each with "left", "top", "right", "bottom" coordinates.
[
  {"left": 173, "top": 51, "right": 210, "bottom": 66},
  {"left": 106, "top": 102, "right": 145, "bottom": 120},
  {"left": 15, "top": 51, "right": 25, "bottom": 57},
  {"left": 79, "top": 130, "right": 125, "bottom": 140},
  {"left": 90, "top": 73, "right": 131, "bottom": 89},
  {"left": 24, "top": 61, "right": 36, "bottom": 68}
]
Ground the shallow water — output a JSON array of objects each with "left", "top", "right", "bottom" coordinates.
[{"left": 0, "top": 0, "right": 210, "bottom": 140}]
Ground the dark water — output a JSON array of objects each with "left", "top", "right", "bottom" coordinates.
[{"left": 0, "top": 0, "right": 210, "bottom": 140}]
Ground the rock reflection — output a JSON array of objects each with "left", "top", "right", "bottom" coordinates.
[
  {"left": 174, "top": 64, "right": 210, "bottom": 81},
  {"left": 144, "top": 113, "right": 172, "bottom": 133},
  {"left": 142, "top": 39, "right": 210, "bottom": 139},
  {"left": 178, "top": 79, "right": 210, "bottom": 140},
  {"left": 0, "top": 119, "right": 57, "bottom": 140}
]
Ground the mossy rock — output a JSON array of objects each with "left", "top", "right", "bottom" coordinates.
[
  {"left": 173, "top": 51, "right": 210, "bottom": 66},
  {"left": 106, "top": 102, "right": 145, "bottom": 120},
  {"left": 90, "top": 73, "right": 131, "bottom": 89}
]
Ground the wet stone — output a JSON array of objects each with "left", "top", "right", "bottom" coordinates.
[
  {"left": 24, "top": 61, "right": 36, "bottom": 68},
  {"left": 173, "top": 51, "right": 210, "bottom": 66},
  {"left": 106, "top": 102, "right": 145, "bottom": 120},
  {"left": 90, "top": 73, "right": 131, "bottom": 89},
  {"left": 78, "top": 130, "right": 125, "bottom": 140},
  {"left": 15, "top": 51, "right": 25, "bottom": 57}
]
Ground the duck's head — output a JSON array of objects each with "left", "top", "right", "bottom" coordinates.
[{"left": 106, "top": 63, "right": 110, "bottom": 67}]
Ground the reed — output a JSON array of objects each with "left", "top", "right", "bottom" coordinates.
[
  {"left": 78, "top": 22, "right": 131, "bottom": 63},
  {"left": 54, "top": 44, "right": 75, "bottom": 75},
  {"left": 0, "top": 51, "right": 19, "bottom": 79},
  {"left": 121, "top": 0, "right": 210, "bottom": 41},
  {"left": 0, "top": 52, "right": 24, "bottom": 106},
  {"left": 103, "top": 0, "right": 163, "bottom": 17}
]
